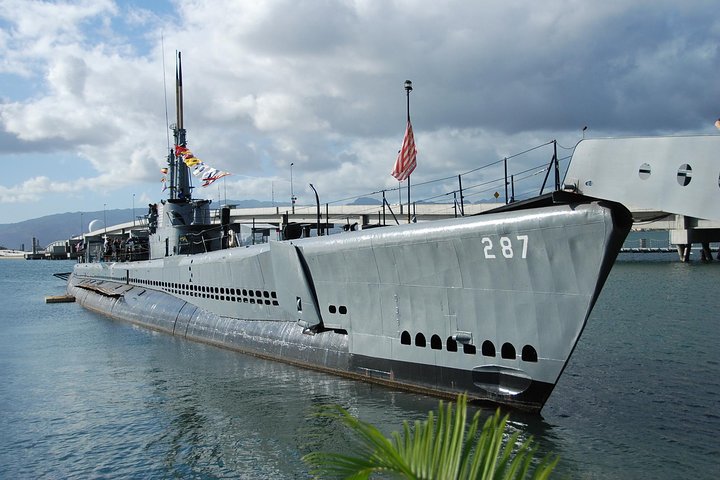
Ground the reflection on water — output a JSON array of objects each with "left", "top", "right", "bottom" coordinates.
[{"left": 0, "top": 259, "right": 718, "bottom": 478}]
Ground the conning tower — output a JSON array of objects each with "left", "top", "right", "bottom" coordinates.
[{"left": 149, "top": 52, "right": 214, "bottom": 259}]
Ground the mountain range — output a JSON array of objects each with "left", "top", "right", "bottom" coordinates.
[{"left": 0, "top": 200, "right": 278, "bottom": 250}]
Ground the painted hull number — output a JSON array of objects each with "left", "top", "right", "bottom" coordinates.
[{"left": 482, "top": 235, "right": 528, "bottom": 259}]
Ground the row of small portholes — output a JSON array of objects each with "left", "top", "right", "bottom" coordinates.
[
  {"left": 131, "top": 277, "right": 280, "bottom": 306},
  {"left": 400, "top": 331, "right": 538, "bottom": 362},
  {"left": 637, "top": 163, "right": 712, "bottom": 187}
]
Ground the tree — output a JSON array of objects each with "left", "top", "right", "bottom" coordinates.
[{"left": 303, "top": 394, "right": 557, "bottom": 479}]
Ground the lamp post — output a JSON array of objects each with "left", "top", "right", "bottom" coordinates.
[
  {"left": 290, "top": 162, "right": 296, "bottom": 214},
  {"left": 132, "top": 193, "right": 136, "bottom": 227},
  {"left": 103, "top": 203, "right": 107, "bottom": 235},
  {"left": 80, "top": 212, "right": 83, "bottom": 237},
  {"left": 309, "top": 183, "right": 321, "bottom": 236}
]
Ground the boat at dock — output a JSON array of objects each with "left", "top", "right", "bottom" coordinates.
[{"left": 66, "top": 54, "right": 720, "bottom": 412}]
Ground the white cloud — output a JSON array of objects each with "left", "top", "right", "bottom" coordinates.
[{"left": 0, "top": 175, "right": 83, "bottom": 203}]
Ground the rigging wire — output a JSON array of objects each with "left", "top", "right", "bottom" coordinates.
[
  {"left": 278, "top": 139, "right": 566, "bottom": 209},
  {"left": 161, "top": 33, "right": 171, "bottom": 152}
]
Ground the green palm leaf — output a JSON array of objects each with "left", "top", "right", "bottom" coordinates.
[{"left": 302, "top": 394, "right": 558, "bottom": 479}]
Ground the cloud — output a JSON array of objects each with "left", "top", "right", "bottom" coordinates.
[
  {"left": 0, "top": 175, "right": 81, "bottom": 203},
  {"left": 0, "top": 0, "right": 719, "bottom": 222}
]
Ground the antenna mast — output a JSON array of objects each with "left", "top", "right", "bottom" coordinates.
[{"left": 172, "top": 51, "right": 191, "bottom": 201}]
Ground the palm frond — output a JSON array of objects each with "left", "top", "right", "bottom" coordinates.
[{"left": 302, "top": 395, "right": 559, "bottom": 480}]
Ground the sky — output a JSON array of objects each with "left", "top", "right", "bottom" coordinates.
[{"left": 1, "top": 0, "right": 719, "bottom": 225}]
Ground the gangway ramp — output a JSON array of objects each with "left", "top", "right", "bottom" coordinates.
[
  {"left": 565, "top": 135, "right": 720, "bottom": 222},
  {"left": 565, "top": 135, "right": 720, "bottom": 261}
]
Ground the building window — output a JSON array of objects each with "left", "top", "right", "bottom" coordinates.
[{"left": 677, "top": 164, "right": 692, "bottom": 186}]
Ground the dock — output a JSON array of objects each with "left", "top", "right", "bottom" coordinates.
[{"left": 45, "top": 295, "right": 75, "bottom": 304}]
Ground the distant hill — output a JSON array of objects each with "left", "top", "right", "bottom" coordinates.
[
  {"left": 0, "top": 209, "right": 134, "bottom": 250},
  {"left": 350, "top": 196, "right": 382, "bottom": 205},
  {"left": 0, "top": 199, "right": 283, "bottom": 250}
]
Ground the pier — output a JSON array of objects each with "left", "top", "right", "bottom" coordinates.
[{"left": 37, "top": 202, "right": 718, "bottom": 263}]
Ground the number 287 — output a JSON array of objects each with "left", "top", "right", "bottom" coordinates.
[{"left": 481, "top": 235, "right": 528, "bottom": 259}]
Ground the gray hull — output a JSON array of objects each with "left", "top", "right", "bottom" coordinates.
[{"left": 68, "top": 196, "right": 631, "bottom": 412}]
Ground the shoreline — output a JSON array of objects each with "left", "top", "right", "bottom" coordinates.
[{"left": 0, "top": 251, "right": 29, "bottom": 259}]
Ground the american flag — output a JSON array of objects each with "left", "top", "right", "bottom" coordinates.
[{"left": 391, "top": 121, "right": 417, "bottom": 181}]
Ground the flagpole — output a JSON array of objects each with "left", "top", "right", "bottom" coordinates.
[{"left": 404, "top": 80, "right": 412, "bottom": 223}]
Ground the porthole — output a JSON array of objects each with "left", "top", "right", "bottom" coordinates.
[
  {"left": 329, "top": 305, "right": 337, "bottom": 314},
  {"left": 264, "top": 291, "right": 270, "bottom": 298},
  {"left": 339, "top": 306, "right": 347, "bottom": 314},
  {"left": 481, "top": 340, "right": 496, "bottom": 357},
  {"left": 415, "top": 333, "right": 426, "bottom": 347},
  {"left": 638, "top": 163, "right": 651, "bottom": 180},
  {"left": 430, "top": 335, "right": 442, "bottom": 350},
  {"left": 401, "top": 331, "right": 411, "bottom": 345},
  {"left": 463, "top": 344, "right": 476, "bottom": 355},
  {"left": 677, "top": 164, "right": 692, "bottom": 186},
  {"left": 446, "top": 337, "right": 458, "bottom": 352},
  {"left": 501, "top": 343, "right": 516, "bottom": 359},
  {"left": 522, "top": 345, "right": 538, "bottom": 362}
]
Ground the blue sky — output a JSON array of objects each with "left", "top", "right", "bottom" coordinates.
[{"left": 1, "top": 0, "right": 719, "bottom": 224}]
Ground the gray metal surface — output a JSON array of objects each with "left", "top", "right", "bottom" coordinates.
[
  {"left": 270, "top": 240, "right": 324, "bottom": 330},
  {"left": 566, "top": 135, "right": 720, "bottom": 221}
]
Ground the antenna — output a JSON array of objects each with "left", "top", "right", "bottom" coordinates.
[
  {"left": 173, "top": 51, "right": 191, "bottom": 201},
  {"left": 176, "top": 51, "right": 183, "bottom": 130}
]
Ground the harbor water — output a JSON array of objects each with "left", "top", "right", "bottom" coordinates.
[{"left": 1, "top": 256, "right": 718, "bottom": 478}]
